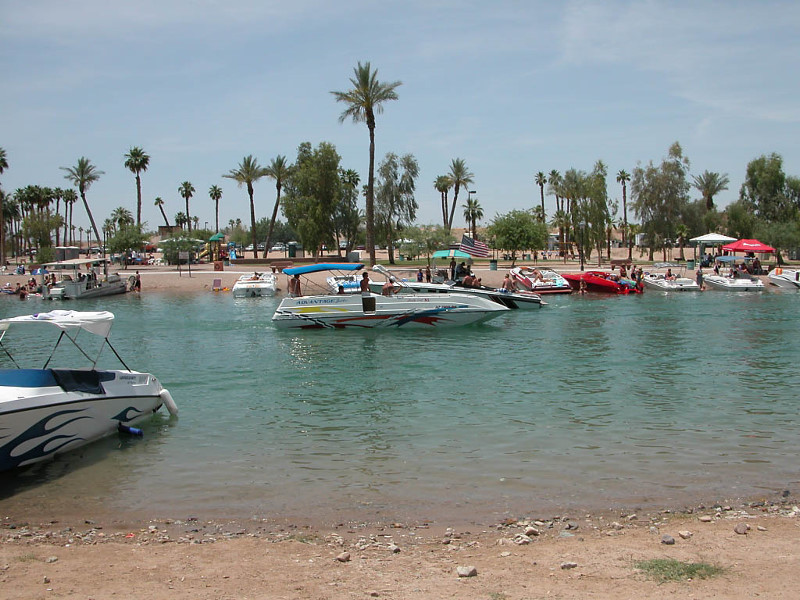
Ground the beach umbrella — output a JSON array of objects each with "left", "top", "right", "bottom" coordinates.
[{"left": 32, "top": 268, "right": 49, "bottom": 275}]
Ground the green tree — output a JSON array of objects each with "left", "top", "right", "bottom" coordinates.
[
  {"left": 486, "top": 209, "right": 548, "bottom": 266},
  {"left": 692, "top": 170, "right": 729, "bottom": 212},
  {"left": 107, "top": 223, "right": 147, "bottom": 269},
  {"left": 631, "top": 142, "right": 691, "bottom": 261},
  {"left": 208, "top": 185, "right": 222, "bottom": 233},
  {"left": 616, "top": 169, "right": 631, "bottom": 259},
  {"left": 375, "top": 152, "right": 419, "bottom": 263},
  {"left": 124, "top": 146, "right": 150, "bottom": 227},
  {"left": 399, "top": 224, "right": 453, "bottom": 264},
  {"left": 331, "top": 61, "right": 401, "bottom": 266},
  {"left": 446, "top": 158, "right": 474, "bottom": 232},
  {"left": 154, "top": 197, "right": 170, "bottom": 228},
  {"left": 724, "top": 199, "right": 757, "bottom": 239},
  {"left": 334, "top": 168, "right": 362, "bottom": 255},
  {"left": 263, "top": 155, "right": 291, "bottom": 257},
  {"left": 534, "top": 171, "right": 547, "bottom": 222},
  {"left": 282, "top": 142, "right": 342, "bottom": 255},
  {"left": 739, "top": 153, "right": 793, "bottom": 222},
  {"left": 463, "top": 196, "right": 484, "bottom": 240},
  {"left": 674, "top": 223, "right": 689, "bottom": 261},
  {"left": 178, "top": 181, "right": 195, "bottom": 233},
  {"left": 223, "top": 155, "right": 267, "bottom": 258},
  {"left": 60, "top": 157, "right": 104, "bottom": 249}
]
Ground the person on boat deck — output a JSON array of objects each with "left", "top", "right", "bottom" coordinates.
[
  {"left": 288, "top": 274, "right": 302, "bottom": 297},
  {"left": 360, "top": 271, "right": 371, "bottom": 295},
  {"left": 461, "top": 273, "right": 475, "bottom": 286},
  {"left": 417, "top": 268, "right": 424, "bottom": 282},
  {"left": 337, "top": 285, "right": 345, "bottom": 295},
  {"left": 425, "top": 265, "right": 432, "bottom": 283},
  {"left": 501, "top": 273, "right": 516, "bottom": 292},
  {"left": 666, "top": 268, "right": 675, "bottom": 280},
  {"left": 382, "top": 276, "right": 400, "bottom": 296},
  {"left": 449, "top": 258, "right": 456, "bottom": 281},
  {"left": 620, "top": 265, "right": 628, "bottom": 278}
]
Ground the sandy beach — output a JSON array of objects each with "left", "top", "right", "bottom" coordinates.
[{"left": 1, "top": 254, "right": 796, "bottom": 598}]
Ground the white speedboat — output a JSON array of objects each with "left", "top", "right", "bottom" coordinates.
[
  {"left": 509, "top": 267, "right": 572, "bottom": 294},
  {"left": 0, "top": 310, "right": 177, "bottom": 471},
  {"left": 42, "top": 257, "right": 128, "bottom": 299},
  {"left": 642, "top": 263, "right": 701, "bottom": 292},
  {"left": 703, "top": 274, "right": 765, "bottom": 291},
  {"left": 326, "top": 272, "right": 362, "bottom": 294},
  {"left": 272, "top": 264, "right": 508, "bottom": 329},
  {"left": 232, "top": 272, "right": 277, "bottom": 297},
  {"left": 368, "top": 266, "right": 545, "bottom": 309},
  {"left": 767, "top": 268, "right": 800, "bottom": 289}
]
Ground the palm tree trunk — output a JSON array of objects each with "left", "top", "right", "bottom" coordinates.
[
  {"left": 366, "top": 125, "right": 376, "bottom": 266},
  {"left": 81, "top": 192, "right": 102, "bottom": 252},
  {"left": 160, "top": 206, "right": 170, "bottom": 228},
  {"left": 248, "top": 191, "right": 258, "bottom": 259},
  {"left": 185, "top": 197, "right": 191, "bottom": 232},
  {"left": 263, "top": 188, "right": 281, "bottom": 259}
]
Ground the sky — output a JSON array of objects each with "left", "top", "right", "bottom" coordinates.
[{"left": 2, "top": 0, "right": 799, "bottom": 238}]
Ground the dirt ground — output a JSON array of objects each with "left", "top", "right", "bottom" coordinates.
[{"left": 1, "top": 502, "right": 799, "bottom": 599}]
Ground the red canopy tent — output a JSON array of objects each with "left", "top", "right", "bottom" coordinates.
[{"left": 721, "top": 239, "right": 775, "bottom": 254}]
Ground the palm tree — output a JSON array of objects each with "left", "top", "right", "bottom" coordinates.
[
  {"left": 434, "top": 175, "right": 452, "bottom": 230},
  {"left": 124, "top": 146, "right": 150, "bottom": 227},
  {"left": 534, "top": 171, "right": 547, "bottom": 222},
  {"left": 111, "top": 206, "right": 134, "bottom": 232},
  {"left": 60, "top": 157, "right": 104, "bottom": 249},
  {"left": 0, "top": 147, "right": 8, "bottom": 264},
  {"left": 446, "top": 158, "right": 474, "bottom": 232},
  {"left": 462, "top": 197, "right": 483, "bottom": 240},
  {"left": 331, "top": 61, "right": 401, "bottom": 266},
  {"left": 263, "top": 155, "right": 290, "bottom": 257},
  {"left": 223, "top": 155, "right": 267, "bottom": 258},
  {"left": 178, "top": 181, "right": 195, "bottom": 232},
  {"left": 154, "top": 197, "right": 170, "bottom": 228},
  {"left": 616, "top": 169, "right": 631, "bottom": 259},
  {"left": 174, "top": 212, "right": 187, "bottom": 230},
  {"left": 208, "top": 185, "right": 223, "bottom": 233},
  {"left": 692, "top": 170, "right": 729, "bottom": 211},
  {"left": 62, "top": 188, "right": 77, "bottom": 244}
]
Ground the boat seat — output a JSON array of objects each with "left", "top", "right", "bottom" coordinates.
[
  {"left": 51, "top": 369, "right": 112, "bottom": 394},
  {"left": 0, "top": 368, "right": 59, "bottom": 388}
]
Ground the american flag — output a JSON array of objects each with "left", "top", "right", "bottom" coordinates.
[{"left": 459, "top": 234, "right": 490, "bottom": 258}]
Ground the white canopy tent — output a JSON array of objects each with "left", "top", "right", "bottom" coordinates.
[{"left": 689, "top": 233, "right": 738, "bottom": 261}]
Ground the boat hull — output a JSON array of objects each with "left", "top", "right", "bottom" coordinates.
[
  {"left": 0, "top": 369, "right": 170, "bottom": 471},
  {"left": 562, "top": 271, "right": 643, "bottom": 294},
  {"left": 642, "top": 276, "right": 701, "bottom": 291},
  {"left": 703, "top": 275, "right": 764, "bottom": 291},
  {"left": 272, "top": 293, "right": 508, "bottom": 329},
  {"left": 767, "top": 269, "right": 800, "bottom": 289},
  {"left": 367, "top": 280, "right": 544, "bottom": 309}
]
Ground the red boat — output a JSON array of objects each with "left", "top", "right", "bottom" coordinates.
[{"left": 561, "top": 271, "right": 643, "bottom": 294}]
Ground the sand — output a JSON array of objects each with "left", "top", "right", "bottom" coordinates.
[{"left": 1, "top": 255, "right": 795, "bottom": 599}]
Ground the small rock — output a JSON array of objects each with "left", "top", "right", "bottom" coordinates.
[
  {"left": 513, "top": 534, "right": 532, "bottom": 545},
  {"left": 524, "top": 526, "right": 539, "bottom": 536},
  {"left": 388, "top": 544, "right": 401, "bottom": 553},
  {"left": 560, "top": 561, "right": 578, "bottom": 570},
  {"left": 661, "top": 535, "right": 675, "bottom": 545},
  {"left": 456, "top": 565, "right": 478, "bottom": 577},
  {"left": 734, "top": 523, "right": 750, "bottom": 535},
  {"left": 609, "top": 522, "right": 624, "bottom": 530},
  {"left": 46, "top": 556, "right": 58, "bottom": 563},
  {"left": 335, "top": 552, "right": 350, "bottom": 562},
  {"left": 678, "top": 530, "right": 693, "bottom": 540},
  {"left": 699, "top": 515, "right": 713, "bottom": 522},
  {"left": 43, "top": 576, "right": 50, "bottom": 584},
  {"left": 757, "top": 525, "right": 767, "bottom": 532}
]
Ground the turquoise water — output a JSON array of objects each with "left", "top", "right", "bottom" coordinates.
[{"left": 2, "top": 287, "right": 800, "bottom": 525}]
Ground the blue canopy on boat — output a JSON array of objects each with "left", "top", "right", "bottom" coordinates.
[
  {"left": 282, "top": 263, "right": 365, "bottom": 275},
  {"left": 432, "top": 249, "right": 470, "bottom": 259}
]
